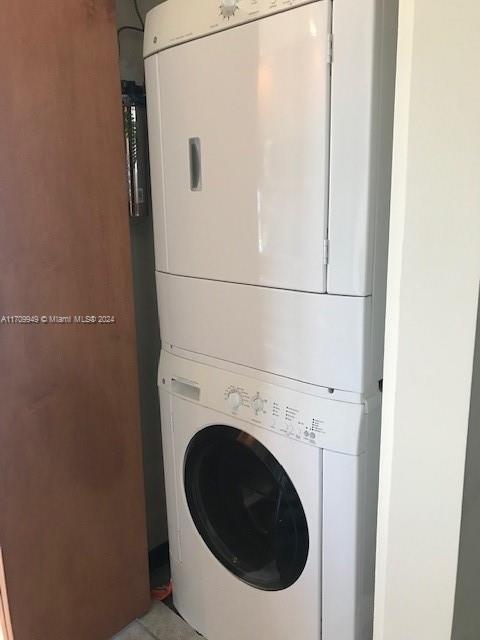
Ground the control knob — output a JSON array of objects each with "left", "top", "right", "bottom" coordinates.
[
  {"left": 220, "top": 0, "right": 239, "bottom": 19},
  {"left": 228, "top": 391, "right": 242, "bottom": 410},
  {"left": 252, "top": 395, "right": 264, "bottom": 415}
]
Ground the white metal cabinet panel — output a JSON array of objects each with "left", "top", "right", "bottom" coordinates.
[
  {"left": 153, "top": 3, "right": 330, "bottom": 292},
  {"left": 328, "top": 0, "right": 396, "bottom": 296},
  {"left": 156, "top": 272, "right": 374, "bottom": 394}
]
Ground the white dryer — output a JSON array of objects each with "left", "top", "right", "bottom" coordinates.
[
  {"left": 145, "top": 0, "right": 398, "bottom": 395},
  {"left": 159, "top": 350, "right": 381, "bottom": 640}
]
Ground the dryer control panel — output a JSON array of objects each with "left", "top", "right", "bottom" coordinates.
[
  {"left": 144, "top": 0, "right": 320, "bottom": 56},
  {"left": 159, "top": 351, "right": 372, "bottom": 456}
]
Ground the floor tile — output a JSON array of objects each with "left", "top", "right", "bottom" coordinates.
[
  {"left": 140, "top": 602, "right": 202, "bottom": 639},
  {"left": 112, "top": 620, "right": 156, "bottom": 640}
]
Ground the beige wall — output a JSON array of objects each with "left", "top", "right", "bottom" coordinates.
[{"left": 374, "top": 1, "right": 480, "bottom": 638}]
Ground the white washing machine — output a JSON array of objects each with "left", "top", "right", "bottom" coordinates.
[
  {"left": 159, "top": 350, "right": 381, "bottom": 640},
  {"left": 145, "top": 0, "right": 398, "bottom": 396},
  {"left": 146, "top": 3, "right": 395, "bottom": 637}
]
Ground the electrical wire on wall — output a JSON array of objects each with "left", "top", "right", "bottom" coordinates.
[
  {"left": 133, "top": 0, "right": 145, "bottom": 30},
  {"left": 117, "top": 0, "right": 145, "bottom": 51}
]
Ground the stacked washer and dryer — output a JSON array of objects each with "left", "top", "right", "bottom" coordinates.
[{"left": 144, "top": 1, "right": 398, "bottom": 639}]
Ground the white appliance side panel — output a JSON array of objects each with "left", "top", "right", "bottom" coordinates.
[
  {"left": 145, "top": 55, "right": 168, "bottom": 272},
  {"left": 322, "top": 451, "right": 362, "bottom": 639},
  {"left": 322, "top": 404, "right": 381, "bottom": 640},
  {"left": 158, "top": 393, "right": 182, "bottom": 563},
  {"left": 154, "top": 3, "right": 330, "bottom": 293},
  {"left": 168, "top": 397, "right": 322, "bottom": 640},
  {"left": 156, "top": 272, "right": 374, "bottom": 394},
  {"left": 328, "top": 0, "right": 374, "bottom": 295},
  {"left": 327, "top": 0, "right": 397, "bottom": 296}
]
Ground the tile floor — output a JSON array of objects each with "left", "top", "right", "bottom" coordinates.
[
  {"left": 113, "top": 601, "right": 201, "bottom": 640},
  {"left": 113, "top": 563, "right": 201, "bottom": 640}
]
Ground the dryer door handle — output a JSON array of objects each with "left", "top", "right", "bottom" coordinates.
[{"left": 189, "top": 137, "right": 202, "bottom": 191}]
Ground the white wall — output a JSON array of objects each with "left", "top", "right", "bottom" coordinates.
[{"left": 374, "top": 2, "right": 480, "bottom": 639}]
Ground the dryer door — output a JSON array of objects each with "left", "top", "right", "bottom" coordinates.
[
  {"left": 146, "top": 2, "right": 330, "bottom": 292},
  {"left": 184, "top": 425, "right": 309, "bottom": 591}
]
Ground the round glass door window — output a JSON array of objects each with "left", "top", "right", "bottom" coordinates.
[{"left": 184, "top": 425, "right": 309, "bottom": 591}]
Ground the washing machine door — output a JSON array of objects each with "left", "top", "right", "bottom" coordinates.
[{"left": 184, "top": 425, "right": 309, "bottom": 591}]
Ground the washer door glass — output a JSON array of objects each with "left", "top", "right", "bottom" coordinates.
[{"left": 184, "top": 425, "right": 309, "bottom": 591}]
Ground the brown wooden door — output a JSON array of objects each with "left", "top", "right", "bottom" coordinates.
[{"left": 0, "top": 2, "right": 150, "bottom": 638}]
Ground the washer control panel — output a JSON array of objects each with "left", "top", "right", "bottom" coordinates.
[
  {"left": 224, "top": 384, "right": 330, "bottom": 447},
  {"left": 160, "top": 351, "right": 369, "bottom": 456},
  {"left": 144, "top": 0, "right": 319, "bottom": 56}
]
